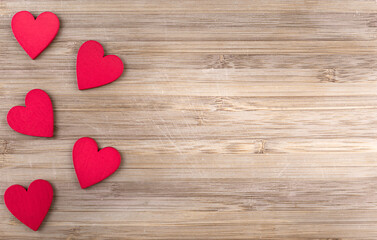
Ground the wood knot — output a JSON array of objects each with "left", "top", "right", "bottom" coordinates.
[
  {"left": 207, "top": 55, "right": 234, "bottom": 69},
  {"left": 219, "top": 55, "right": 225, "bottom": 63},
  {"left": 195, "top": 112, "right": 205, "bottom": 125},
  {"left": 320, "top": 68, "right": 337, "bottom": 82},
  {"left": 256, "top": 140, "right": 266, "bottom": 154},
  {"left": 1, "top": 140, "right": 9, "bottom": 155}
]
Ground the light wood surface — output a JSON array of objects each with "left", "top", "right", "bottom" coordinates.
[{"left": 1, "top": 0, "right": 377, "bottom": 239}]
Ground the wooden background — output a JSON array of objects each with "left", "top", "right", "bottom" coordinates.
[{"left": 1, "top": 0, "right": 377, "bottom": 239}]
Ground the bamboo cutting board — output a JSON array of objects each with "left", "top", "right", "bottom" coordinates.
[{"left": 1, "top": 0, "right": 377, "bottom": 239}]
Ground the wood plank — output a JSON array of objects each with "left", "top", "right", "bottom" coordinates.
[{"left": 2, "top": 0, "right": 377, "bottom": 239}]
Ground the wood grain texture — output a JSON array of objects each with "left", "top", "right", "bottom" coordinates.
[{"left": 1, "top": 0, "right": 377, "bottom": 239}]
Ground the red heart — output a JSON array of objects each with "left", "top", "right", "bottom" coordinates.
[
  {"left": 7, "top": 89, "right": 54, "bottom": 137},
  {"left": 73, "top": 137, "right": 121, "bottom": 188},
  {"left": 4, "top": 179, "right": 53, "bottom": 231},
  {"left": 12, "top": 11, "right": 59, "bottom": 59},
  {"left": 76, "top": 40, "right": 124, "bottom": 90}
]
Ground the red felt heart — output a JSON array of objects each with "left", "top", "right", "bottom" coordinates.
[
  {"left": 7, "top": 89, "right": 54, "bottom": 137},
  {"left": 76, "top": 40, "right": 124, "bottom": 90},
  {"left": 4, "top": 179, "right": 53, "bottom": 231},
  {"left": 73, "top": 137, "right": 121, "bottom": 188},
  {"left": 12, "top": 11, "right": 59, "bottom": 59}
]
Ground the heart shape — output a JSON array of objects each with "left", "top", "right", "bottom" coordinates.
[
  {"left": 73, "top": 137, "right": 121, "bottom": 188},
  {"left": 76, "top": 40, "right": 124, "bottom": 90},
  {"left": 7, "top": 89, "right": 54, "bottom": 137},
  {"left": 12, "top": 11, "right": 59, "bottom": 59},
  {"left": 4, "top": 179, "right": 53, "bottom": 231}
]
